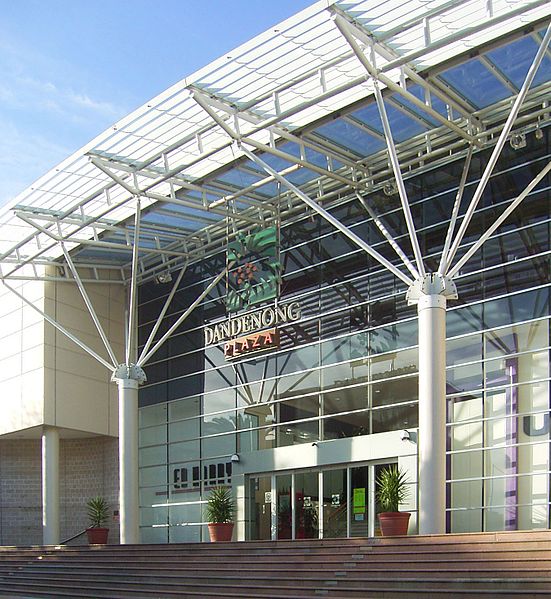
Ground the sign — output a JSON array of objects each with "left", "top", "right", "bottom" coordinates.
[
  {"left": 224, "top": 328, "right": 280, "bottom": 359},
  {"left": 227, "top": 226, "right": 282, "bottom": 313},
  {"left": 353, "top": 487, "right": 366, "bottom": 517},
  {"left": 204, "top": 301, "right": 301, "bottom": 346},
  {"left": 331, "top": 494, "right": 341, "bottom": 507}
]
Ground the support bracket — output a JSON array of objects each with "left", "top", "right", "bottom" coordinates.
[
  {"left": 406, "top": 273, "right": 458, "bottom": 306},
  {"left": 111, "top": 363, "right": 147, "bottom": 384}
]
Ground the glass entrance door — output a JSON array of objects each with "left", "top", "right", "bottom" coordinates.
[
  {"left": 248, "top": 475, "right": 272, "bottom": 540},
  {"left": 248, "top": 461, "right": 400, "bottom": 540}
]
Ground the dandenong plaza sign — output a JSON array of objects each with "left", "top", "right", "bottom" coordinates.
[
  {"left": 204, "top": 301, "right": 301, "bottom": 353},
  {"left": 204, "top": 226, "right": 302, "bottom": 359}
]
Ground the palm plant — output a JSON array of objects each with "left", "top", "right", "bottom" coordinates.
[
  {"left": 376, "top": 465, "right": 409, "bottom": 513},
  {"left": 205, "top": 487, "right": 235, "bottom": 523},
  {"left": 86, "top": 496, "right": 109, "bottom": 528}
]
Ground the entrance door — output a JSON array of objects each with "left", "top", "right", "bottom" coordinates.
[
  {"left": 249, "top": 460, "right": 399, "bottom": 540},
  {"left": 323, "top": 468, "right": 347, "bottom": 538},
  {"left": 248, "top": 475, "right": 272, "bottom": 540}
]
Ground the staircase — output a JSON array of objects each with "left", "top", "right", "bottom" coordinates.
[{"left": 0, "top": 530, "right": 551, "bottom": 598}]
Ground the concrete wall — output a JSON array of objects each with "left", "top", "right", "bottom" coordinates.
[
  {"left": 44, "top": 271, "right": 126, "bottom": 436},
  {"left": 0, "top": 437, "right": 119, "bottom": 546},
  {"left": 0, "top": 270, "right": 126, "bottom": 438},
  {"left": 0, "top": 278, "right": 46, "bottom": 435}
]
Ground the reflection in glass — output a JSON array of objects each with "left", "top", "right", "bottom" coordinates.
[
  {"left": 295, "top": 472, "right": 319, "bottom": 539},
  {"left": 323, "top": 469, "right": 347, "bottom": 538}
]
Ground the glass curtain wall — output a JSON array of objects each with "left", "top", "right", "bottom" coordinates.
[{"left": 137, "top": 130, "right": 550, "bottom": 541}]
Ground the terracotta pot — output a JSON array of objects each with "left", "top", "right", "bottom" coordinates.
[
  {"left": 378, "top": 512, "right": 410, "bottom": 536},
  {"left": 208, "top": 522, "right": 234, "bottom": 542},
  {"left": 86, "top": 527, "right": 109, "bottom": 544}
]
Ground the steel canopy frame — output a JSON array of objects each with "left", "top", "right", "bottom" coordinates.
[{"left": 0, "top": 0, "right": 549, "bottom": 545}]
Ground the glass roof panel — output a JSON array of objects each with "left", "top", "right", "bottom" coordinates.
[
  {"left": 382, "top": 102, "right": 429, "bottom": 141},
  {"left": 315, "top": 118, "right": 385, "bottom": 156},
  {"left": 215, "top": 168, "right": 265, "bottom": 188},
  {"left": 486, "top": 35, "right": 551, "bottom": 90},
  {"left": 399, "top": 84, "right": 447, "bottom": 121},
  {"left": 439, "top": 57, "right": 513, "bottom": 109}
]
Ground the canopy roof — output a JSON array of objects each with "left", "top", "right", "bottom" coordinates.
[{"left": 1, "top": 0, "right": 549, "bottom": 285}]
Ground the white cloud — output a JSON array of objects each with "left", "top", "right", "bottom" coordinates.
[{"left": 0, "top": 120, "right": 73, "bottom": 207}]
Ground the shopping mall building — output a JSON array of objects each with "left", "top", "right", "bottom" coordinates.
[{"left": 0, "top": 0, "right": 549, "bottom": 546}]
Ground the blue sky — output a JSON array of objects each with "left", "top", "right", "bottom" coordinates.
[{"left": 0, "top": 0, "right": 315, "bottom": 206}]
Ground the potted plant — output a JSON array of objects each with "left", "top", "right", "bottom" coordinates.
[
  {"left": 376, "top": 465, "right": 410, "bottom": 536},
  {"left": 205, "top": 486, "right": 235, "bottom": 542},
  {"left": 86, "top": 496, "right": 110, "bottom": 544}
]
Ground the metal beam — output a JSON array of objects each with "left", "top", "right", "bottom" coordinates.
[
  {"left": 2, "top": 280, "right": 115, "bottom": 372},
  {"left": 240, "top": 144, "right": 414, "bottom": 287},
  {"left": 89, "top": 157, "right": 267, "bottom": 226},
  {"left": 370, "top": 80, "right": 426, "bottom": 277},
  {"left": 137, "top": 264, "right": 230, "bottom": 367},
  {"left": 331, "top": 7, "right": 482, "bottom": 130},
  {"left": 448, "top": 159, "right": 551, "bottom": 278},
  {"left": 355, "top": 192, "right": 419, "bottom": 279},
  {"left": 60, "top": 243, "right": 119, "bottom": 367},
  {"left": 444, "top": 21, "right": 551, "bottom": 272},
  {"left": 333, "top": 14, "right": 479, "bottom": 145},
  {"left": 193, "top": 89, "right": 360, "bottom": 190},
  {"left": 126, "top": 197, "right": 141, "bottom": 365},
  {"left": 438, "top": 145, "right": 474, "bottom": 275},
  {"left": 139, "top": 264, "right": 187, "bottom": 362}
]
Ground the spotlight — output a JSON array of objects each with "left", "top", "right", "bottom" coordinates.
[
  {"left": 230, "top": 453, "right": 240, "bottom": 463},
  {"left": 535, "top": 128, "right": 544, "bottom": 140},
  {"left": 383, "top": 180, "right": 397, "bottom": 196},
  {"left": 155, "top": 271, "right": 172, "bottom": 284},
  {"left": 509, "top": 133, "right": 526, "bottom": 150},
  {"left": 401, "top": 429, "right": 411, "bottom": 442}
]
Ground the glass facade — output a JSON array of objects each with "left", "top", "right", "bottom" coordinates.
[{"left": 137, "top": 131, "right": 550, "bottom": 542}]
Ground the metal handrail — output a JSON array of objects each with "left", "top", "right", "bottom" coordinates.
[{"left": 59, "top": 529, "right": 87, "bottom": 545}]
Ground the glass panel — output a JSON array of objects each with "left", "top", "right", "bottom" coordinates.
[
  {"left": 295, "top": 471, "right": 319, "bottom": 539},
  {"left": 169, "top": 417, "right": 200, "bottom": 444},
  {"left": 248, "top": 476, "right": 272, "bottom": 540},
  {"left": 323, "top": 387, "right": 369, "bottom": 439},
  {"left": 139, "top": 424, "right": 167, "bottom": 446},
  {"left": 450, "top": 507, "right": 482, "bottom": 533},
  {"left": 139, "top": 403, "right": 167, "bottom": 427},
  {"left": 323, "top": 469, "right": 347, "bottom": 538},
  {"left": 350, "top": 466, "right": 368, "bottom": 537},
  {"left": 201, "top": 433, "right": 235, "bottom": 460},
  {"left": 371, "top": 403, "right": 418, "bottom": 434},
  {"left": 372, "top": 375, "right": 418, "bottom": 407},
  {"left": 168, "top": 439, "right": 200, "bottom": 463},
  {"left": 322, "top": 360, "right": 369, "bottom": 390},
  {"left": 139, "top": 445, "right": 167, "bottom": 468},
  {"left": 140, "top": 526, "right": 168, "bottom": 544},
  {"left": 277, "top": 396, "right": 320, "bottom": 446},
  {"left": 276, "top": 474, "right": 292, "bottom": 540}
]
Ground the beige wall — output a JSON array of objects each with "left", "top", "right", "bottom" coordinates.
[
  {"left": 0, "top": 269, "right": 126, "bottom": 437},
  {"left": 0, "top": 278, "right": 46, "bottom": 435},
  {"left": 44, "top": 270, "right": 126, "bottom": 436}
]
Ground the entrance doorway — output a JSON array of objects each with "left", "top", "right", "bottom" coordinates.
[{"left": 248, "top": 461, "right": 398, "bottom": 540}]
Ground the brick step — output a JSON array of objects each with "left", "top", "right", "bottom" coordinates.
[
  {"left": 27, "top": 550, "right": 551, "bottom": 567},
  {"left": 7, "top": 568, "right": 551, "bottom": 590},
  {"left": 24, "top": 541, "right": 551, "bottom": 558},
  {"left": 16, "top": 563, "right": 551, "bottom": 579},
  {"left": 1, "top": 578, "right": 551, "bottom": 599}
]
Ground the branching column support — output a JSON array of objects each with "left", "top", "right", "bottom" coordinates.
[
  {"left": 111, "top": 363, "right": 147, "bottom": 545},
  {"left": 407, "top": 274, "right": 457, "bottom": 534}
]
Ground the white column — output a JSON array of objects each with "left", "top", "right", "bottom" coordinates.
[
  {"left": 417, "top": 294, "right": 447, "bottom": 535},
  {"left": 42, "top": 426, "right": 60, "bottom": 545},
  {"left": 117, "top": 377, "right": 139, "bottom": 544}
]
